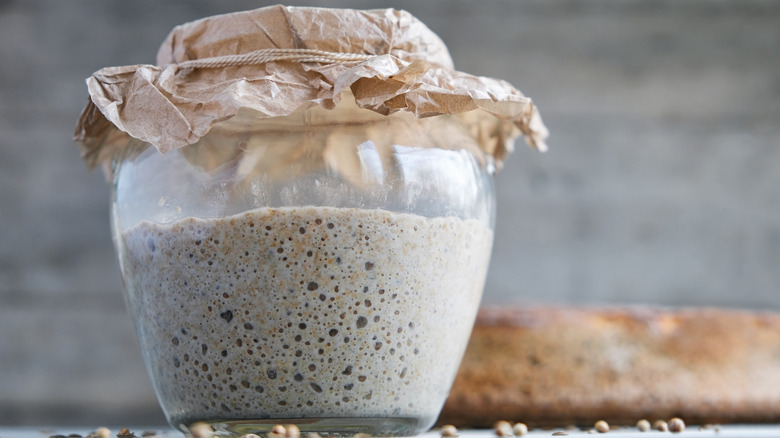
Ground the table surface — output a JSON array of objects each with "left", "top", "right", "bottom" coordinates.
[{"left": 2, "top": 426, "right": 780, "bottom": 438}]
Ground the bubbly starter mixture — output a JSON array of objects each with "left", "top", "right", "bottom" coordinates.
[{"left": 118, "top": 206, "right": 492, "bottom": 427}]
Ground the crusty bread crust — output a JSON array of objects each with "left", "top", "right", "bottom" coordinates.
[{"left": 438, "top": 306, "right": 780, "bottom": 427}]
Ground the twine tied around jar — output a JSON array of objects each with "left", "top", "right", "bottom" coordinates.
[{"left": 177, "top": 48, "right": 375, "bottom": 70}]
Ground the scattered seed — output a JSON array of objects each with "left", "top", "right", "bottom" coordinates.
[
  {"left": 668, "top": 418, "right": 685, "bottom": 434},
  {"left": 141, "top": 431, "right": 158, "bottom": 437},
  {"left": 653, "top": 420, "right": 668, "bottom": 432},
  {"left": 237, "top": 435, "right": 261, "bottom": 438},
  {"left": 285, "top": 425, "right": 301, "bottom": 438},
  {"left": 552, "top": 432, "right": 569, "bottom": 436},
  {"left": 117, "top": 428, "right": 135, "bottom": 438},
  {"left": 88, "top": 427, "right": 111, "bottom": 438},
  {"left": 270, "top": 425, "right": 287, "bottom": 436},
  {"left": 494, "top": 420, "right": 513, "bottom": 437},
  {"left": 636, "top": 420, "right": 651, "bottom": 432},
  {"left": 441, "top": 425, "right": 459, "bottom": 437},
  {"left": 587, "top": 430, "right": 596, "bottom": 434},
  {"left": 189, "top": 423, "right": 214, "bottom": 438},
  {"left": 513, "top": 423, "right": 529, "bottom": 436},
  {"left": 594, "top": 420, "right": 609, "bottom": 433}
]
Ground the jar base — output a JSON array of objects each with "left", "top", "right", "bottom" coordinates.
[{"left": 180, "top": 416, "right": 434, "bottom": 437}]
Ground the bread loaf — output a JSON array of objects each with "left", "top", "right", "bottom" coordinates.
[{"left": 439, "top": 306, "right": 780, "bottom": 427}]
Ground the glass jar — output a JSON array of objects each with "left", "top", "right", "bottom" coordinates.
[{"left": 110, "top": 94, "right": 495, "bottom": 436}]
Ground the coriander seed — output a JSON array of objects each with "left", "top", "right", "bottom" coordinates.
[
  {"left": 653, "top": 420, "right": 668, "bottom": 432},
  {"left": 270, "top": 425, "right": 287, "bottom": 436},
  {"left": 668, "top": 418, "right": 685, "bottom": 434},
  {"left": 636, "top": 420, "right": 651, "bottom": 432},
  {"left": 91, "top": 428, "right": 111, "bottom": 438},
  {"left": 494, "top": 421, "right": 513, "bottom": 437},
  {"left": 189, "top": 423, "right": 214, "bottom": 438},
  {"left": 513, "top": 423, "right": 529, "bottom": 436},
  {"left": 441, "top": 425, "right": 459, "bottom": 437},
  {"left": 285, "top": 425, "right": 301, "bottom": 438},
  {"left": 594, "top": 421, "right": 609, "bottom": 433}
]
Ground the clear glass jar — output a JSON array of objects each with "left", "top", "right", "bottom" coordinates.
[{"left": 111, "top": 94, "right": 495, "bottom": 436}]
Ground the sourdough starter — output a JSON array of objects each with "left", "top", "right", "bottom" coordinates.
[{"left": 118, "top": 206, "right": 492, "bottom": 426}]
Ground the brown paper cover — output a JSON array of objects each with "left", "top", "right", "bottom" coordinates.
[{"left": 74, "top": 5, "right": 548, "bottom": 171}]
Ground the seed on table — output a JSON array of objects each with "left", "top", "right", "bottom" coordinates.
[
  {"left": 304, "top": 434, "right": 322, "bottom": 438},
  {"left": 552, "top": 432, "right": 568, "bottom": 436},
  {"left": 636, "top": 420, "right": 651, "bottom": 432},
  {"left": 189, "top": 423, "right": 214, "bottom": 438},
  {"left": 285, "top": 425, "right": 301, "bottom": 438},
  {"left": 668, "top": 418, "right": 685, "bottom": 433},
  {"left": 513, "top": 423, "right": 529, "bottom": 436},
  {"left": 594, "top": 421, "right": 609, "bottom": 433},
  {"left": 653, "top": 420, "right": 668, "bottom": 432},
  {"left": 269, "top": 425, "right": 287, "bottom": 437},
  {"left": 441, "top": 425, "right": 459, "bottom": 437},
  {"left": 87, "top": 427, "right": 111, "bottom": 438},
  {"left": 494, "top": 420, "right": 513, "bottom": 437},
  {"left": 117, "top": 428, "right": 136, "bottom": 438}
]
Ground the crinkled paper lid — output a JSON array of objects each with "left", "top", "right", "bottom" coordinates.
[{"left": 74, "top": 5, "right": 548, "bottom": 170}]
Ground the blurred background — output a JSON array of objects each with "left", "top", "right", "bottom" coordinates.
[{"left": 2, "top": 0, "right": 779, "bottom": 427}]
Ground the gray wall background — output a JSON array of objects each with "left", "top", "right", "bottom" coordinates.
[{"left": 2, "top": 0, "right": 779, "bottom": 427}]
